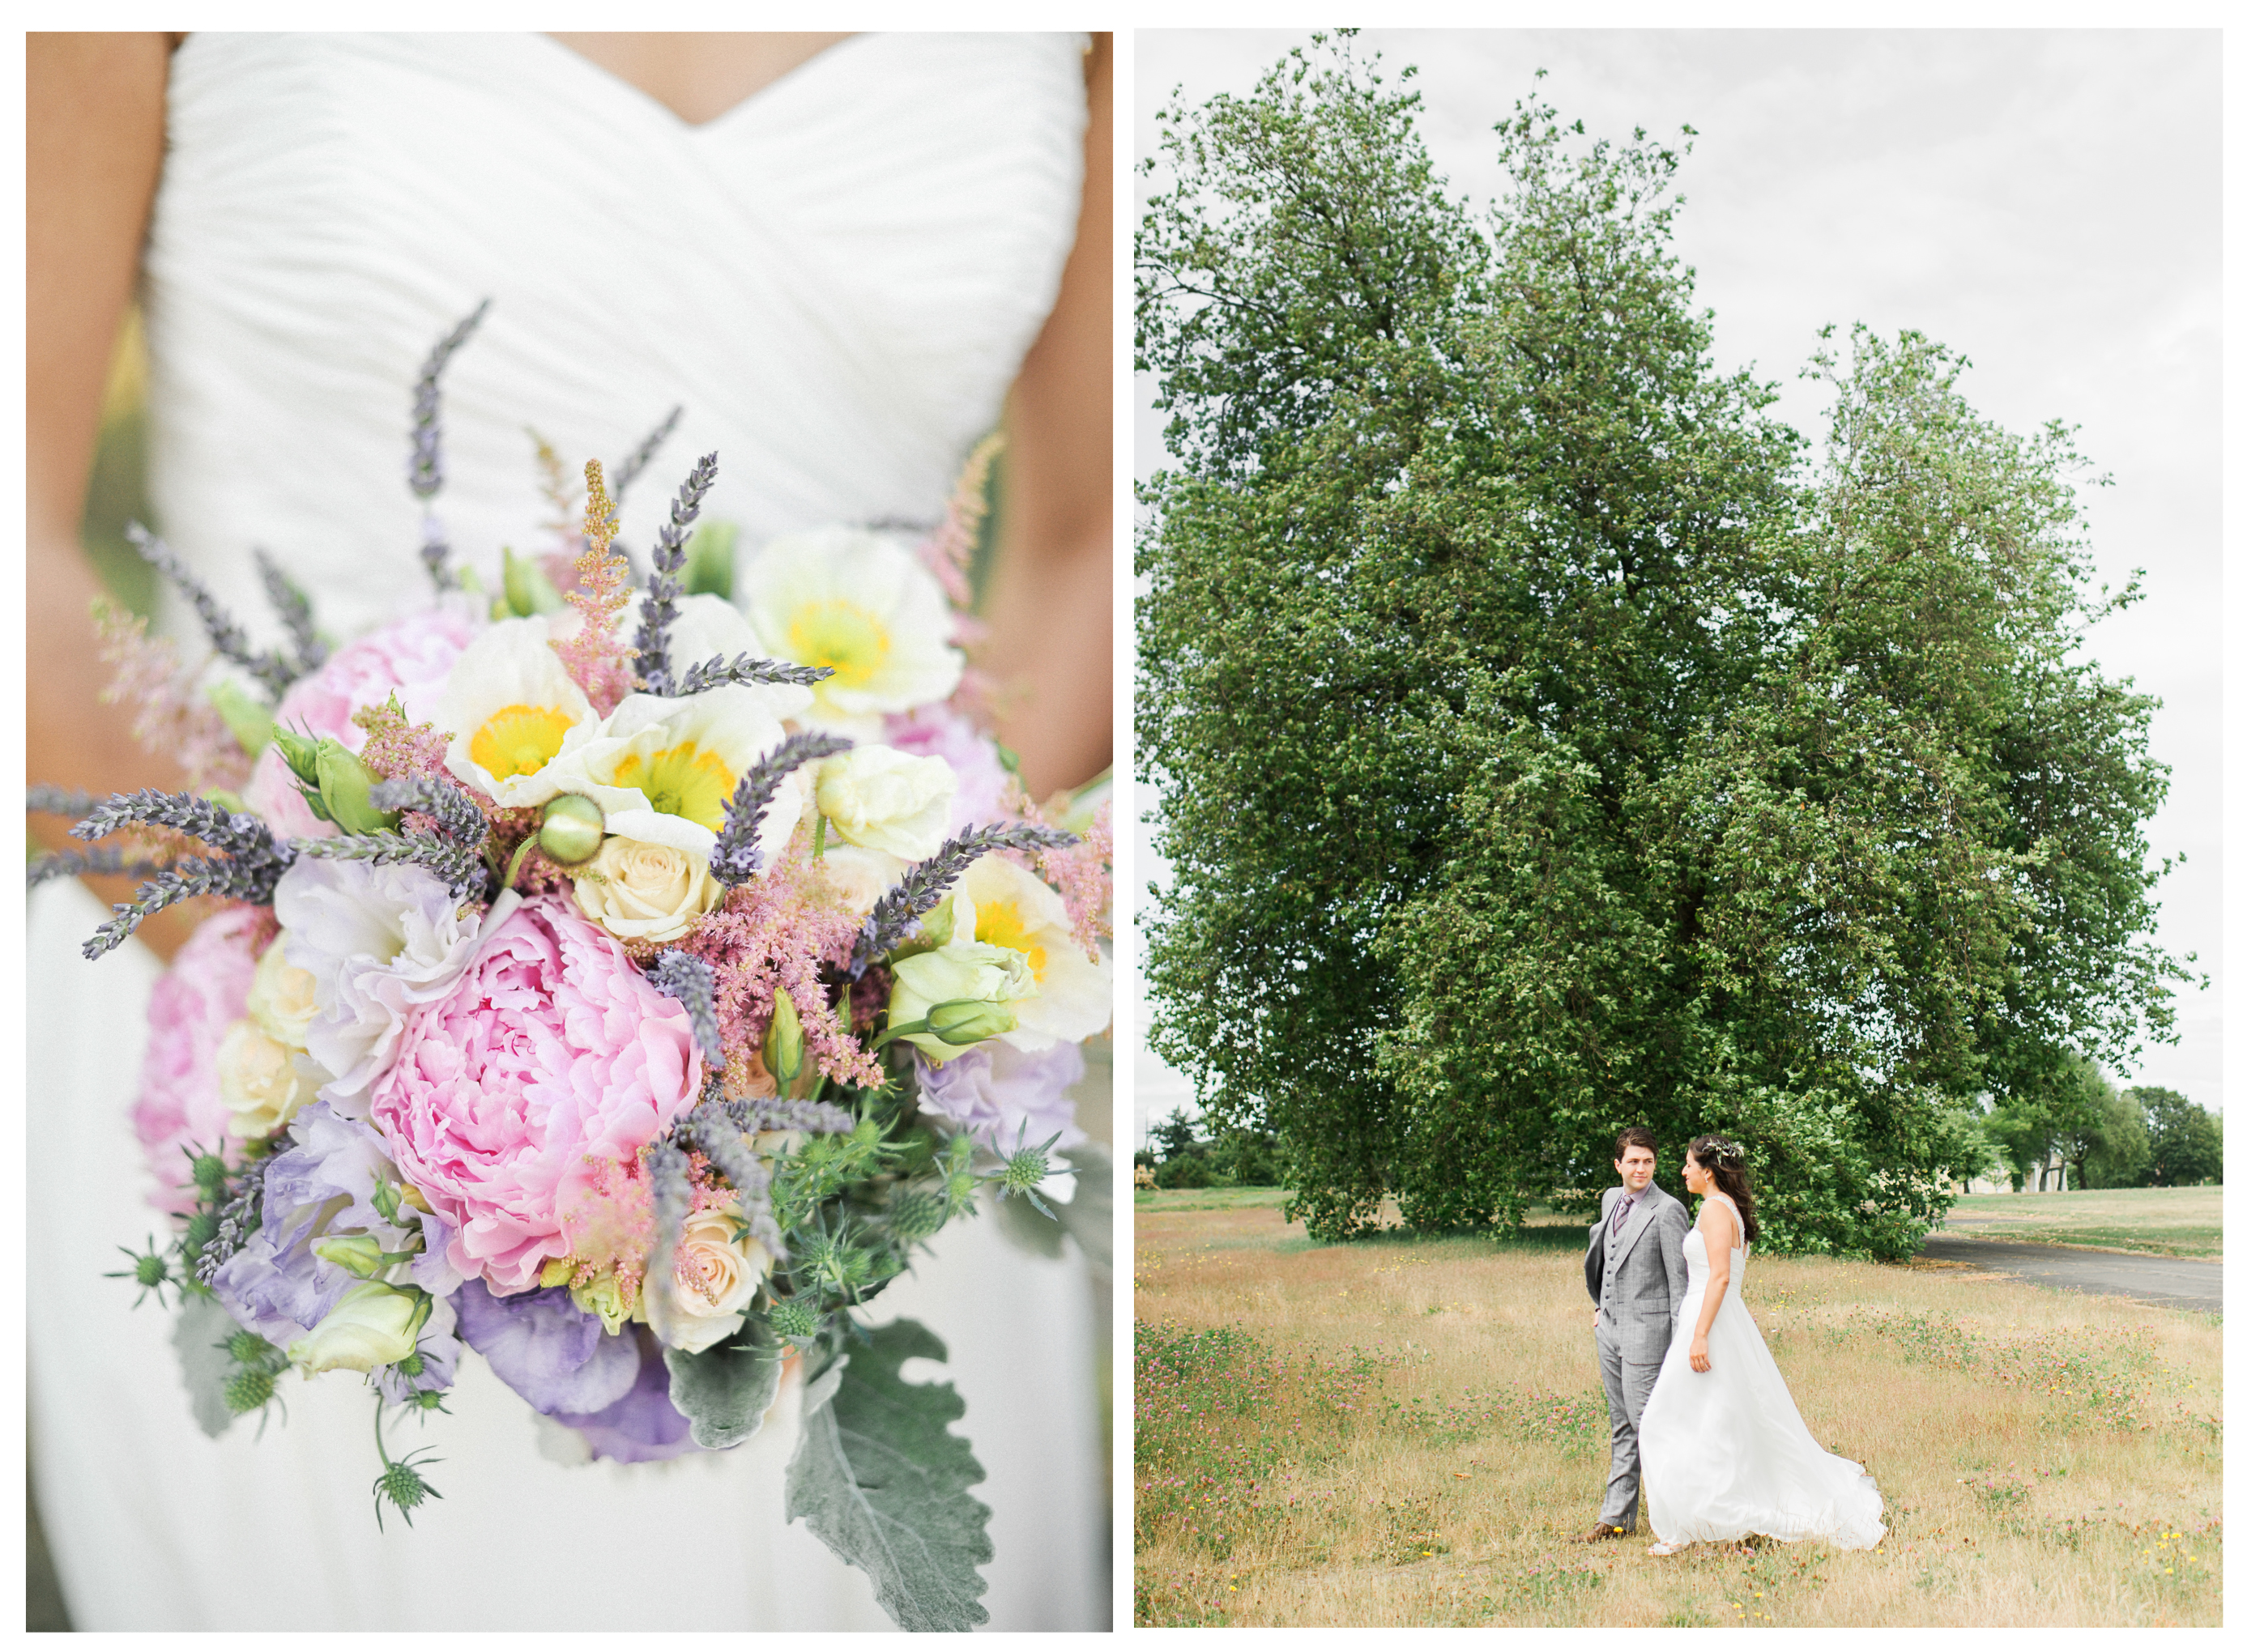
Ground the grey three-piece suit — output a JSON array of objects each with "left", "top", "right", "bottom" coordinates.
[{"left": 1583, "top": 1180, "right": 1691, "bottom": 1531}]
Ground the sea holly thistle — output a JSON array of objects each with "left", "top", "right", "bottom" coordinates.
[
  {"left": 105, "top": 1237, "right": 176, "bottom": 1308},
  {"left": 369, "top": 1399, "right": 444, "bottom": 1531}
]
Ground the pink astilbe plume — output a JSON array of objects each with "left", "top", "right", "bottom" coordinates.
[
  {"left": 352, "top": 697, "right": 452, "bottom": 781},
  {"left": 1000, "top": 785, "right": 1113, "bottom": 959},
  {"left": 92, "top": 595, "right": 249, "bottom": 794},
  {"left": 550, "top": 458, "right": 639, "bottom": 713},
  {"left": 557, "top": 1149, "right": 732, "bottom": 1305},
  {"left": 918, "top": 431, "right": 1002, "bottom": 621},
  {"left": 527, "top": 427, "right": 586, "bottom": 595},
  {"left": 684, "top": 854, "right": 883, "bottom": 1093}
]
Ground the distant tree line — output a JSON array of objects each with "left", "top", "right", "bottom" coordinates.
[
  {"left": 1949, "top": 1070, "right": 2220, "bottom": 1192},
  {"left": 1136, "top": 1108, "right": 1285, "bottom": 1190}
]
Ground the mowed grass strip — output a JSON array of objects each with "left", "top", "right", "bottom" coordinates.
[
  {"left": 1134, "top": 1203, "right": 2221, "bottom": 1627},
  {"left": 1938, "top": 1186, "right": 2221, "bottom": 1259}
]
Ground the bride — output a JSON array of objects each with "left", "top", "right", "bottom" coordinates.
[
  {"left": 1636, "top": 1136, "right": 1887, "bottom": 1555},
  {"left": 26, "top": 32, "right": 1111, "bottom": 1630}
]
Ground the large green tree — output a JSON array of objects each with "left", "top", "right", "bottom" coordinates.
[
  {"left": 1136, "top": 35, "right": 2190, "bottom": 1255},
  {"left": 2128, "top": 1086, "right": 2222, "bottom": 1186}
]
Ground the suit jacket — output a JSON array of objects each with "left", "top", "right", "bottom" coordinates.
[{"left": 1584, "top": 1182, "right": 1691, "bottom": 1364}]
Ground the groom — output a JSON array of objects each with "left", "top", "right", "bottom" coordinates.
[{"left": 1577, "top": 1125, "right": 1690, "bottom": 1542}]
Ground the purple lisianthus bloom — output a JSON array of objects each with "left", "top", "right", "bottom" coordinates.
[
  {"left": 915, "top": 1039, "right": 1086, "bottom": 1154},
  {"left": 210, "top": 1101, "right": 463, "bottom": 1397},
  {"left": 453, "top": 1279, "right": 641, "bottom": 1416},
  {"left": 552, "top": 1327, "right": 699, "bottom": 1463}
]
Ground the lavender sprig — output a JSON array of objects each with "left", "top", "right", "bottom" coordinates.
[
  {"left": 725, "top": 1096, "right": 859, "bottom": 1136},
  {"left": 649, "top": 949, "right": 724, "bottom": 1068},
  {"left": 368, "top": 777, "right": 489, "bottom": 849},
  {"left": 669, "top": 654, "right": 837, "bottom": 695},
  {"left": 296, "top": 831, "right": 486, "bottom": 900},
  {"left": 850, "top": 823, "right": 1079, "bottom": 977},
  {"left": 709, "top": 731, "right": 855, "bottom": 888},
  {"left": 254, "top": 548, "right": 328, "bottom": 675},
  {"left": 197, "top": 1156, "right": 271, "bottom": 1285},
  {"left": 73, "top": 788, "right": 296, "bottom": 875},
  {"left": 683, "top": 1102, "right": 787, "bottom": 1260},
  {"left": 28, "top": 846, "right": 177, "bottom": 889},
  {"left": 646, "top": 1139, "right": 694, "bottom": 1292},
  {"left": 83, "top": 858, "right": 280, "bottom": 960},
  {"left": 408, "top": 298, "right": 491, "bottom": 589},
  {"left": 126, "top": 525, "right": 297, "bottom": 699},
  {"left": 631, "top": 451, "right": 719, "bottom": 695},
  {"left": 27, "top": 785, "right": 98, "bottom": 818},
  {"left": 612, "top": 404, "right": 684, "bottom": 500}
]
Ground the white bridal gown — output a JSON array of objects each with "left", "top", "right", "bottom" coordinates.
[
  {"left": 1636, "top": 1201, "right": 1887, "bottom": 1551},
  {"left": 26, "top": 32, "right": 1105, "bottom": 1631}
]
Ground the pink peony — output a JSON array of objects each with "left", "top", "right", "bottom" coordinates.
[
  {"left": 369, "top": 895, "right": 702, "bottom": 1296},
  {"left": 243, "top": 604, "right": 480, "bottom": 837},
  {"left": 135, "top": 905, "right": 264, "bottom": 1214}
]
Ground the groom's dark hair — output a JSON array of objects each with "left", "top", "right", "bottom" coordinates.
[{"left": 1614, "top": 1126, "right": 1659, "bottom": 1159}]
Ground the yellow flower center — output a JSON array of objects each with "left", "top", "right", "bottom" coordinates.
[
  {"left": 974, "top": 899, "right": 1048, "bottom": 983},
  {"left": 787, "top": 599, "right": 891, "bottom": 690},
  {"left": 606, "top": 740, "right": 736, "bottom": 828},
  {"left": 469, "top": 703, "right": 577, "bottom": 781}
]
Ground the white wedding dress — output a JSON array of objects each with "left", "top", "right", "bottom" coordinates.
[
  {"left": 1637, "top": 1202, "right": 1886, "bottom": 1551},
  {"left": 27, "top": 32, "right": 1105, "bottom": 1631}
]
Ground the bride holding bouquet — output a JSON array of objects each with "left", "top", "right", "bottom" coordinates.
[{"left": 28, "top": 32, "right": 1111, "bottom": 1631}]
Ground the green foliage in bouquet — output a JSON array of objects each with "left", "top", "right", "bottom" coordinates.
[
  {"left": 787, "top": 1319, "right": 993, "bottom": 1633},
  {"left": 1136, "top": 32, "right": 2193, "bottom": 1254}
]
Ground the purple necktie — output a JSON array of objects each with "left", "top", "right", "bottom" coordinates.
[{"left": 1611, "top": 1190, "right": 1637, "bottom": 1237}]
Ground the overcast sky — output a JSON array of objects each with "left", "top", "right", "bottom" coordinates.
[{"left": 1132, "top": 28, "right": 2224, "bottom": 1146}]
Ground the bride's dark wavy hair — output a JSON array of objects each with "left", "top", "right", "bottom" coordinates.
[{"left": 1686, "top": 1135, "right": 1760, "bottom": 1249}]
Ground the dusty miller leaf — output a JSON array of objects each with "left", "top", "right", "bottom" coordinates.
[
  {"left": 663, "top": 1315, "right": 783, "bottom": 1450},
  {"left": 785, "top": 1318, "right": 991, "bottom": 1631},
  {"left": 173, "top": 1291, "right": 239, "bottom": 1439}
]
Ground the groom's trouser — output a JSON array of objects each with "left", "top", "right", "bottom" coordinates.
[{"left": 1595, "top": 1319, "right": 1661, "bottom": 1531}]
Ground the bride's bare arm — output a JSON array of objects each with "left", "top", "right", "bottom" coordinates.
[
  {"left": 1686, "top": 1199, "right": 1734, "bottom": 1373},
  {"left": 28, "top": 33, "right": 198, "bottom": 958},
  {"left": 982, "top": 32, "right": 1112, "bottom": 802}
]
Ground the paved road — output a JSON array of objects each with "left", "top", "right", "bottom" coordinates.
[{"left": 1918, "top": 1233, "right": 2221, "bottom": 1315}]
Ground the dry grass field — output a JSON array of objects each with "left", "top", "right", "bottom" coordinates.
[
  {"left": 1133, "top": 1196, "right": 2221, "bottom": 1627},
  {"left": 1940, "top": 1186, "right": 2222, "bottom": 1258}
]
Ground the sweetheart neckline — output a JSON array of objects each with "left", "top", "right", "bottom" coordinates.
[{"left": 532, "top": 32, "right": 872, "bottom": 134}]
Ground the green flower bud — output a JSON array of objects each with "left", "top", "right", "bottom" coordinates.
[
  {"left": 184, "top": 1210, "right": 220, "bottom": 1251},
  {"left": 765, "top": 989, "right": 805, "bottom": 1084},
  {"left": 206, "top": 679, "right": 276, "bottom": 757},
  {"left": 395, "top": 1350, "right": 425, "bottom": 1377},
  {"left": 312, "top": 1234, "right": 388, "bottom": 1279},
  {"left": 925, "top": 997, "right": 1018, "bottom": 1047},
  {"left": 190, "top": 1152, "right": 228, "bottom": 1198},
  {"left": 287, "top": 1283, "right": 430, "bottom": 1374},
  {"left": 886, "top": 1189, "right": 949, "bottom": 1243},
  {"left": 270, "top": 726, "right": 325, "bottom": 793},
  {"left": 314, "top": 740, "right": 399, "bottom": 836},
  {"left": 536, "top": 792, "right": 606, "bottom": 866},
  {"left": 569, "top": 1268, "right": 633, "bottom": 1336},
  {"left": 501, "top": 545, "right": 567, "bottom": 616}
]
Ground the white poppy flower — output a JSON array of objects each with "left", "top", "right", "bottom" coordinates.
[
  {"left": 930, "top": 856, "right": 1112, "bottom": 1053},
  {"left": 437, "top": 617, "right": 602, "bottom": 807},
  {"left": 556, "top": 686, "right": 804, "bottom": 865},
  {"left": 736, "top": 526, "right": 963, "bottom": 736}
]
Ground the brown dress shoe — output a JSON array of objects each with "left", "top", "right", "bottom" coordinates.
[{"left": 1574, "top": 1523, "right": 1628, "bottom": 1543}]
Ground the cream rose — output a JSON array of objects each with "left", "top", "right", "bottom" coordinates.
[
  {"left": 812, "top": 746, "right": 955, "bottom": 860},
  {"left": 814, "top": 844, "right": 906, "bottom": 916},
  {"left": 215, "top": 1020, "right": 315, "bottom": 1138},
  {"left": 246, "top": 938, "right": 320, "bottom": 1050},
  {"left": 572, "top": 837, "right": 723, "bottom": 943},
  {"left": 641, "top": 1203, "right": 774, "bottom": 1354}
]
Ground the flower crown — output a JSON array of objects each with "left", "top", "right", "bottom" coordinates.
[{"left": 1704, "top": 1138, "right": 1746, "bottom": 1164}]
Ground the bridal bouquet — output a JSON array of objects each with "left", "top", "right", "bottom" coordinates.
[{"left": 32, "top": 306, "right": 1111, "bottom": 1632}]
